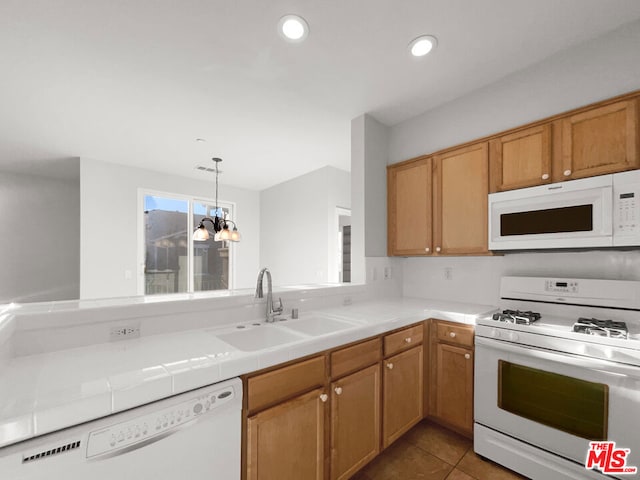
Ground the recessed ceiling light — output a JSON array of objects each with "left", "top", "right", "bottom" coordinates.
[
  {"left": 408, "top": 35, "right": 438, "bottom": 57},
  {"left": 278, "top": 14, "right": 309, "bottom": 42},
  {"left": 195, "top": 138, "right": 206, "bottom": 142}
]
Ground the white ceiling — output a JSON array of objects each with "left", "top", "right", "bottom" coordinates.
[{"left": 2, "top": 0, "right": 640, "bottom": 190}]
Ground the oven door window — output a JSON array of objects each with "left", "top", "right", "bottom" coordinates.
[{"left": 498, "top": 361, "right": 608, "bottom": 440}]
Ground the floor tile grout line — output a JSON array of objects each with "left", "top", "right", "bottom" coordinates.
[{"left": 450, "top": 444, "right": 481, "bottom": 480}]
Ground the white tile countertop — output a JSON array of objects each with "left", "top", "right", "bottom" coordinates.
[{"left": 0, "top": 297, "right": 496, "bottom": 449}]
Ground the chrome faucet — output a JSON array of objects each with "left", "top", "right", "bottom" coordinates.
[{"left": 255, "top": 267, "right": 283, "bottom": 322}]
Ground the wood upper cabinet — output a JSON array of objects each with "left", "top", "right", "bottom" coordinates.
[
  {"left": 247, "top": 388, "right": 326, "bottom": 480},
  {"left": 387, "top": 157, "right": 432, "bottom": 255},
  {"left": 559, "top": 98, "right": 639, "bottom": 181},
  {"left": 428, "top": 320, "right": 474, "bottom": 437},
  {"left": 330, "top": 364, "right": 381, "bottom": 480},
  {"left": 382, "top": 345, "right": 424, "bottom": 448},
  {"left": 433, "top": 143, "right": 489, "bottom": 255},
  {"left": 489, "top": 124, "right": 552, "bottom": 192}
]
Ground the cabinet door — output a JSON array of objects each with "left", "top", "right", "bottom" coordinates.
[
  {"left": 560, "top": 98, "right": 639, "bottom": 181},
  {"left": 382, "top": 346, "right": 423, "bottom": 448},
  {"left": 331, "top": 364, "right": 380, "bottom": 480},
  {"left": 387, "top": 157, "right": 432, "bottom": 255},
  {"left": 433, "top": 143, "right": 489, "bottom": 255},
  {"left": 489, "top": 124, "right": 552, "bottom": 192},
  {"left": 247, "top": 388, "right": 325, "bottom": 480},
  {"left": 434, "top": 343, "right": 473, "bottom": 435}
]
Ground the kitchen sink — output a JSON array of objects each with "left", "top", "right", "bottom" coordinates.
[
  {"left": 277, "top": 315, "right": 360, "bottom": 336},
  {"left": 215, "top": 325, "right": 306, "bottom": 352}
]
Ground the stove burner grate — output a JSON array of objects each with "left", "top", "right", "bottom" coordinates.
[
  {"left": 492, "top": 310, "right": 541, "bottom": 325},
  {"left": 572, "top": 318, "right": 628, "bottom": 339}
]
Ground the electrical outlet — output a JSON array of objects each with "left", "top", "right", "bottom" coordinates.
[
  {"left": 110, "top": 325, "right": 140, "bottom": 341},
  {"left": 444, "top": 267, "right": 453, "bottom": 281},
  {"left": 343, "top": 296, "right": 353, "bottom": 306},
  {"left": 384, "top": 267, "right": 391, "bottom": 280}
]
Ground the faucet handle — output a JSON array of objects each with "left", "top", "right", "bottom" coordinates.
[{"left": 274, "top": 297, "right": 284, "bottom": 313}]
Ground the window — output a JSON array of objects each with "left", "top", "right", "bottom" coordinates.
[{"left": 141, "top": 192, "right": 234, "bottom": 295}]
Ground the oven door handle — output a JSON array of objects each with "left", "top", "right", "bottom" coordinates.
[{"left": 476, "top": 336, "right": 640, "bottom": 378}]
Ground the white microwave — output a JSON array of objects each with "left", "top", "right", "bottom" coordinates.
[{"left": 488, "top": 169, "right": 640, "bottom": 250}]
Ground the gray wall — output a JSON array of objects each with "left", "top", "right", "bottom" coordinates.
[{"left": 0, "top": 169, "right": 80, "bottom": 303}]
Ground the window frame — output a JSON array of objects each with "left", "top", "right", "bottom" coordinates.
[{"left": 137, "top": 188, "right": 237, "bottom": 295}]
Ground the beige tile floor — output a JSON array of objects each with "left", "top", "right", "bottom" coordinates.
[{"left": 351, "top": 421, "right": 528, "bottom": 480}]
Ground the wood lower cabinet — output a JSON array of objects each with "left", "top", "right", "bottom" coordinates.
[
  {"left": 559, "top": 98, "right": 639, "bottom": 181},
  {"left": 244, "top": 322, "right": 428, "bottom": 480},
  {"left": 434, "top": 343, "right": 473, "bottom": 434},
  {"left": 428, "top": 319, "right": 474, "bottom": 437},
  {"left": 247, "top": 388, "right": 326, "bottom": 480},
  {"left": 382, "top": 345, "right": 424, "bottom": 448},
  {"left": 489, "top": 124, "right": 552, "bottom": 192},
  {"left": 433, "top": 143, "right": 489, "bottom": 255},
  {"left": 330, "top": 364, "right": 381, "bottom": 480},
  {"left": 387, "top": 156, "right": 432, "bottom": 255}
]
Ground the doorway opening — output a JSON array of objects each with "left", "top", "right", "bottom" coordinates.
[{"left": 336, "top": 208, "right": 352, "bottom": 283}]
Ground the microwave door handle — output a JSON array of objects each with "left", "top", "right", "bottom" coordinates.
[{"left": 476, "top": 336, "right": 640, "bottom": 378}]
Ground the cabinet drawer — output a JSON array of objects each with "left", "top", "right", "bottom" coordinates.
[
  {"left": 435, "top": 321, "right": 474, "bottom": 347},
  {"left": 248, "top": 356, "right": 326, "bottom": 412},
  {"left": 331, "top": 338, "right": 381, "bottom": 379},
  {"left": 384, "top": 324, "right": 423, "bottom": 357}
]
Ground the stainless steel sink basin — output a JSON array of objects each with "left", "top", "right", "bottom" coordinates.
[
  {"left": 277, "top": 315, "right": 359, "bottom": 336},
  {"left": 216, "top": 326, "right": 305, "bottom": 352}
]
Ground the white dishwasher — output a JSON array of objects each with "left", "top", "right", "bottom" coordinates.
[{"left": 0, "top": 377, "right": 242, "bottom": 480}]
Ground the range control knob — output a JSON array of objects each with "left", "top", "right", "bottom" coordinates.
[
  {"left": 490, "top": 329, "right": 501, "bottom": 339},
  {"left": 193, "top": 403, "right": 203, "bottom": 415},
  {"left": 509, "top": 332, "right": 520, "bottom": 342}
]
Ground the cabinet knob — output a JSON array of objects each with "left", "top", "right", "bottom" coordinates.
[
  {"left": 334, "top": 387, "right": 343, "bottom": 395},
  {"left": 436, "top": 247, "right": 441, "bottom": 253},
  {"left": 319, "top": 394, "right": 328, "bottom": 403},
  {"left": 404, "top": 337, "right": 412, "bottom": 344},
  {"left": 563, "top": 169, "right": 572, "bottom": 177},
  {"left": 386, "top": 363, "right": 394, "bottom": 370},
  {"left": 541, "top": 173, "right": 549, "bottom": 180},
  {"left": 449, "top": 332, "right": 456, "bottom": 338},
  {"left": 425, "top": 247, "right": 430, "bottom": 253},
  {"left": 464, "top": 353, "right": 471, "bottom": 360}
]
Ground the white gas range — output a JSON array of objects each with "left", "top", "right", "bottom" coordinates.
[{"left": 474, "top": 276, "right": 640, "bottom": 480}]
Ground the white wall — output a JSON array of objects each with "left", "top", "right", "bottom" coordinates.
[
  {"left": 260, "top": 166, "right": 350, "bottom": 286},
  {"left": 0, "top": 169, "right": 80, "bottom": 303},
  {"left": 363, "top": 115, "right": 390, "bottom": 257},
  {"left": 351, "top": 116, "right": 366, "bottom": 284},
  {"left": 385, "top": 19, "right": 640, "bottom": 305},
  {"left": 402, "top": 251, "right": 640, "bottom": 306},
  {"left": 351, "top": 114, "right": 391, "bottom": 288},
  {"left": 80, "top": 158, "right": 260, "bottom": 299},
  {"left": 389, "top": 19, "right": 640, "bottom": 164}
]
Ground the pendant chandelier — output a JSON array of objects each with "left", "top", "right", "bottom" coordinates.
[{"left": 193, "top": 158, "right": 241, "bottom": 242}]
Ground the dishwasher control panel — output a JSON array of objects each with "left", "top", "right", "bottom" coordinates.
[{"left": 86, "top": 383, "right": 237, "bottom": 458}]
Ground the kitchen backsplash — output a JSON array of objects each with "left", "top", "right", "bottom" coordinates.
[{"left": 402, "top": 250, "right": 640, "bottom": 305}]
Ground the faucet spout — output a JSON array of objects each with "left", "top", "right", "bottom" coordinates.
[{"left": 255, "top": 268, "right": 282, "bottom": 322}]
